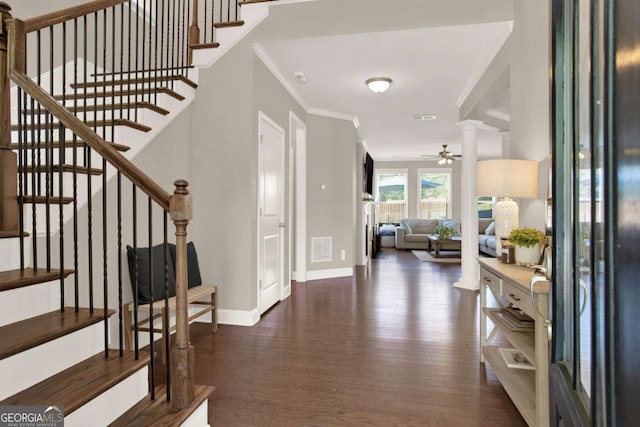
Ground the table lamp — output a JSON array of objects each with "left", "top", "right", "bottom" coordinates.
[{"left": 476, "top": 159, "right": 539, "bottom": 254}]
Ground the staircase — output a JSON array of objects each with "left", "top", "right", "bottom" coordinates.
[{"left": 0, "top": 0, "right": 276, "bottom": 425}]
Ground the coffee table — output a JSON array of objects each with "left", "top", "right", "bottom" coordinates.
[{"left": 426, "top": 235, "right": 462, "bottom": 258}]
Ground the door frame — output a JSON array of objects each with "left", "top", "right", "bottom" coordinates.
[
  {"left": 257, "top": 111, "right": 286, "bottom": 314},
  {"left": 290, "top": 111, "right": 307, "bottom": 283}
]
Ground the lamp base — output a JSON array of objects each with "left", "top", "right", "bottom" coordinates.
[{"left": 494, "top": 197, "right": 519, "bottom": 255}]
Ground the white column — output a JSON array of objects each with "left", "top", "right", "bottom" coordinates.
[{"left": 454, "top": 120, "right": 483, "bottom": 291}]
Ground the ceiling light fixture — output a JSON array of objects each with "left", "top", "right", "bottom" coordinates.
[{"left": 366, "top": 77, "right": 392, "bottom": 93}]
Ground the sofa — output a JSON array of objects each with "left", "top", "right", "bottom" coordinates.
[{"left": 395, "top": 218, "right": 497, "bottom": 256}]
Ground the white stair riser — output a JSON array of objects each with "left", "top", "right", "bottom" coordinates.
[
  {"left": 0, "top": 279, "right": 60, "bottom": 327},
  {"left": 0, "top": 237, "right": 32, "bottom": 271},
  {"left": 0, "top": 322, "right": 107, "bottom": 400},
  {"left": 180, "top": 399, "right": 210, "bottom": 427},
  {"left": 65, "top": 366, "right": 149, "bottom": 427}
]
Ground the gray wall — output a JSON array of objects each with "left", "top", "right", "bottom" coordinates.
[
  {"left": 374, "top": 160, "right": 462, "bottom": 220},
  {"left": 509, "top": 0, "right": 550, "bottom": 231},
  {"left": 188, "top": 36, "right": 306, "bottom": 312},
  {"left": 306, "top": 114, "right": 357, "bottom": 272}
]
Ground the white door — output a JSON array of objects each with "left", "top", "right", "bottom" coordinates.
[{"left": 258, "top": 113, "right": 285, "bottom": 315}]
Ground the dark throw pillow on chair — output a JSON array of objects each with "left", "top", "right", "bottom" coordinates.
[
  {"left": 169, "top": 241, "right": 203, "bottom": 288},
  {"left": 126, "top": 244, "right": 177, "bottom": 304}
]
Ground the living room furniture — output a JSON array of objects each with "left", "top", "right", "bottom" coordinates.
[
  {"left": 124, "top": 241, "right": 217, "bottom": 362},
  {"left": 396, "top": 218, "right": 496, "bottom": 256},
  {"left": 478, "top": 257, "right": 550, "bottom": 427},
  {"left": 426, "top": 235, "right": 462, "bottom": 257},
  {"left": 123, "top": 285, "right": 217, "bottom": 362}
]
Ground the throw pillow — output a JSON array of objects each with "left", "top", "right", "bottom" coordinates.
[
  {"left": 485, "top": 221, "right": 496, "bottom": 236},
  {"left": 169, "top": 241, "right": 203, "bottom": 288},
  {"left": 126, "top": 244, "right": 177, "bottom": 304},
  {"left": 399, "top": 218, "right": 412, "bottom": 234}
]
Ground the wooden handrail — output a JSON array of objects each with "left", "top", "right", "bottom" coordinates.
[
  {"left": 24, "top": 0, "right": 128, "bottom": 33},
  {"left": 9, "top": 70, "right": 172, "bottom": 210}
]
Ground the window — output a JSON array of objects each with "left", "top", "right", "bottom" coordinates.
[
  {"left": 478, "top": 196, "right": 495, "bottom": 218},
  {"left": 375, "top": 170, "right": 407, "bottom": 224},
  {"left": 418, "top": 169, "right": 451, "bottom": 219}
]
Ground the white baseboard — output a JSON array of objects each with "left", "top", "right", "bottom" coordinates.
[
  {"left": 198, "top": 308, "right": 260, "bottom": 327},
  {"left": 306, "top": 267, "right": 353, "bottom": 281}
]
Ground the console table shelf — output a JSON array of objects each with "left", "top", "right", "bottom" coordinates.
[{"left": 478, "top": 258, "right": 550, "bottom": 427}]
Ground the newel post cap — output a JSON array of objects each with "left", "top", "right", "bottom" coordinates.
[{"left": 170, "top": 179, "right": 193, "bottom": 221}]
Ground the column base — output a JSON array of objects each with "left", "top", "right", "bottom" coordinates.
[{"left": 454, "top": 278, "right": 479, "bottom": 291}]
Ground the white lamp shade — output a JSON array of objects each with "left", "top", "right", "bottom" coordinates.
[
  {"left": 476, "top": 159, "right": 539, "bottom": 198},
  {"left": 366, "top": 77, "right": 392, "bottom": 93}
]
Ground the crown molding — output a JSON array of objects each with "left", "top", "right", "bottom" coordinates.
[
  {"left": 485, "top": 108, "right": 511, "bottom": 122},
  {"left": 456, "top": 21, "right": 513, "bottom": 109},
  {"left": 253, "top": 43, "right": 309, "bottom": 111},
  {"left": 308, "top": 107, "right": 357, "bottom": 123}
]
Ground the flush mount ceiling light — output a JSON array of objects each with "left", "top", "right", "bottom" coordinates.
[{"left": 366, "top": 77, "right": 392, "bottom": 93}]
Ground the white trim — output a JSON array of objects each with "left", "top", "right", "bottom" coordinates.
[
  {"left": 254, "top": 44, "right": 309, "bottom": 111},
  {"left": 308, "top": 107, "right": 357, "bottom": 123},
  {"left": 456, "top": 22, "right": 513, "bottom": 108},
  {"left": 485, "top": 108, "right": 511, "bottom": 122},
  {"left": 215, "top": 308, "right": 260, "bottom": 326},
  {"left": 291, "top": 111, "right": 308, "bottom": 282},
  {"left": 257, "top": 111, "right": 286, "bottom": 315},
  {"left": 306, "top": 267, "right": 354, "bottom": 281}
]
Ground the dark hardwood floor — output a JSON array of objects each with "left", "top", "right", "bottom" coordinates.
[{"left": 189, "top": 249, "right": 526, "bottom": 426}]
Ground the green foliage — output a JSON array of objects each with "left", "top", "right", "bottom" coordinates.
[
  {"left": 436, "top": 224, "right": 457, "bottom": 239},
  {"left": 509, "top": 227, "right": 545, "bottom": 248}
]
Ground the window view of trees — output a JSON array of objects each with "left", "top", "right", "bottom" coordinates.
[
  {"left": 419, "top": 171, "right": 450, "bottom": 219},
  {"left": 376, "top": 172, "right": 407, "bottom": 224}
]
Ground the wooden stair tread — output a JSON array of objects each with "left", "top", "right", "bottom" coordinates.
[
  {"left": 71, "top": 75, "right": 197, "bottom": 90},
  {"left": 1, "top": 350, "right": 150, "bottom": 415},
  {"left": 190, "top": 42, "right": 220, "bottom": 50},
  {"left": 110, "top": 384, "right": 214, "bottom": 427},
  {"left": 20, "top": 164, "right": 104, "bottom": 175},
  {"left": 25, "top": 102, "right": 170, "bottom": 117},
  {"left": 11, "top": 140, "right": 130, "bottom": 152},
  {"left": 0, "top": 268, "right": 74, "bottom": 292},
  {"left": 53, "top": 87, "right": 185, "bottom": 101},
  {"left": 0, "top": 307, "right": 114, "bottom": 360},
  {"left": 213, "top": 20, "right": 244, "bottom": 28},
  {"left": 0, "top": 230, "right": 30, "bottom": 238},
  {"left": 20, "top": 195, "right": 74, "bottom": 205},
  {"left": 12, "top": 118, "right": 151, "bottom": 133}
]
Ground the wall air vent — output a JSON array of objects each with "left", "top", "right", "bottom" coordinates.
[{"left": 311, "top": 237, "right": 332, "bottom": 263}]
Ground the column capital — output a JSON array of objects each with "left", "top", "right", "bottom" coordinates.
[{"left": 455, "top": 119, "right": 483, "bottom": 130}]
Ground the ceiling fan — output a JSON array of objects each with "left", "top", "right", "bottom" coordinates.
[{"left": 422, "top": 144, "right": 461, "bottom": 165}]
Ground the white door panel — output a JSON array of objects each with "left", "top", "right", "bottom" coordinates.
[{"left": 258, "top": 113, "right": 284, "bottom": 314}]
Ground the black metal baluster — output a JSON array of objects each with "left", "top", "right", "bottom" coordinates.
[
  {"left": 117, "top": 172, "right": 123, "bottom": 356},
  {"left": 163, "top": 212, "right": 171, "bottom": 401},
  {"left": 59, "top": 22, "right": 67, "bottom": 309},
  {"left": 17, "top": 88, "right": 25, "bottom": 270},
  {"left": 44, "top": 28, "right": 53, "bottom": 272},
  {"left": 132, "top": 184, "right": 139, "bottom": 360},
  {"left": 73, "top": 18, "right": 81, "bottom": 311},
  {"left": 148, "top": 196, "right": 155, "bottom": 400}
]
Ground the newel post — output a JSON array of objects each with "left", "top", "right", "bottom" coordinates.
[
  {"left": 0, "top": 2, "right": 18, "bottom": 233},
  {"left": 169, "top": 180, "right": 195, "bottom": 410},
  {"left": 188, "top": 0, "right": 200, "bottom": 64}
]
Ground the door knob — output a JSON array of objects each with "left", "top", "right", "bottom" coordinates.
[{"left": 279, "top": 223, "right": 285, "bottom": 228}]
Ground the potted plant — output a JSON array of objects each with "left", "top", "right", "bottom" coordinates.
[
  {"left": 509, "top": 227, "right": 546, "bottom": 266},
  {"left": 436, "top": 224, "right": 457, "bottom": 240}
]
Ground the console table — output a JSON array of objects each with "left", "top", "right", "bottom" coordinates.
[{"left": 478, "top": 257, "right": 550, "bottom": 427}]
